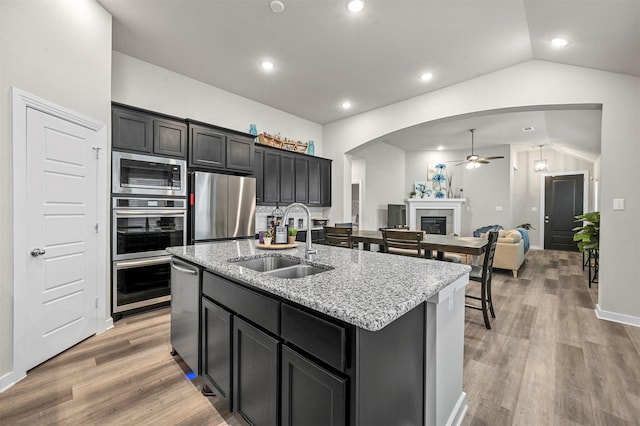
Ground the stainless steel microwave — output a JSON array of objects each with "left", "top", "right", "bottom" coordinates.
[{"left": 112, "top": 151, "right": 187, "bottom": 197}]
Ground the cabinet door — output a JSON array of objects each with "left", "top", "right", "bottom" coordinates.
[
  {"left": 233, "top": 318, "right": 279, "bottom": 426},
  {"left": 281, "top": 346, "right": 346, "bottom": 426},
  {"left": 154, "top": 118, "right": 187, "bottom": 158},
  {"left": 308, "top": 158, "right": 321, "bottom": 206},
  {"left": 263, "top": 151, "right": 280, "bottom": 205},
  {"left": 189, "top": 125, "right": 226, "bottom": 170},
  {"left": 320, "top": 159, "right": 332, "bottom": 207},
  {"left": 280, "top": 153, "right": 295, "bottom": 204},
  {"left": 294, "top": 157, "right": 309, "bottom": 204},
  {"left": 253, "top": 147, "right": 264, "bottom": 204},
  {"left": 201, "top": 298, "right": 232, "bottom": 406},
  {"left": 226, "top": 135, "right": 254, "bottom": 172},
  {"left": 112, "top": 107, "right": 153, "bottom": 153}
]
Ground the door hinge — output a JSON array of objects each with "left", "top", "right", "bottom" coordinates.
[
  {"left": 94, "top": 223, "right": 99, "bottom": 233},
  {"left": 92, "top": 146, "right": 102, "bottom": 159}
]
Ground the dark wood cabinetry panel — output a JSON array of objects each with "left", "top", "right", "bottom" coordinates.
[
  {"left": 154, "top": 119, "right": 187, "bottom": 158},
  {"left": 226, "top": 135, "right": 255, "bottom": 173},
  {"left": 263, "top": 151, "right": 281, "bottom": 204},
  {"left": 189, "top": 124, "right": 226, "bottom": 170},
  {"left": 320, "top": 159, "right": 332, "bottom": 207},
  {"left": 201, "top": 297, "right": 232, "bottom": 406},
  {"left": 233, "top": 318, "right": 280, "bottom": 426},
  {"left": 112, "top": 107, "right": 153, "bottom": 153},
  {"left": 253, "top": 147, "right": 265, "bottom": 204},
  {"left": 279, "top": 153, "right": 295, "bottom": 204},
  {"left": 281, "top": 346, "right": 346, "bottom": 426},
  {"left": 308, "top": 158, "right": 321, "bottom": 206},
  {"left": 294, "top": 157, "right": 309, "bottom": 203}
]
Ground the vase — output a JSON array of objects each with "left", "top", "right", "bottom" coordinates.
[
  {"left": 288, "top": 236, "right": 296, "bottom": 244},
  {"left": 447, "top": 186, "right": 453, "bottom": 199}
]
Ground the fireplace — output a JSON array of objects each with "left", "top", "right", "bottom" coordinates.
[
  {"left": 421, "top": 216, "right": 446, "bottom": 235},
  {"left": 407, "top": 198, "right": 465, "bottom": 235}
]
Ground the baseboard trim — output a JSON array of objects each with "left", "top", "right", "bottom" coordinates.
[
  {"left": 447, "top": 392, "right": 468, "bottom": 426},
  {"left": 595, "top": 304, "right": 640, "bottom": 328},
  {"left": 0, "top": 370, "right": 26, "bottom": 393}
]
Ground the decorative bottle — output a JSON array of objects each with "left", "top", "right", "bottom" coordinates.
[
  {"left": 249, "top": 124, "right": 258, "bottom": 142},
  {"left": 307, "top": 140, "right": 314, "bottom": 156}
]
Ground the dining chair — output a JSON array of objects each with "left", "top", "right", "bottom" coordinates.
[
  {"left": 381, "top": 229, "right": 425, "bottom": 257},
  {"left": 323, "top": 226, "right": 353, "bottom": 248},
  {"left": 465, "top": 230, "right": 499, "bottom": 329}
]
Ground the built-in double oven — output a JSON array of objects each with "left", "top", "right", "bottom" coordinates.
[{"left": 111, "top": 152, "right": 187, "bottom": 314}]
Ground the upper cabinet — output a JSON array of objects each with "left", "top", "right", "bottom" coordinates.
[
  {"left": 188, "top": 121, "right": 254, "bottom": 173},
  {"left": 112, "top": 104, "right": 187, "bottom": 159},
  {"left": 253, "top": 144, "right": 331, "bottom": 207}
]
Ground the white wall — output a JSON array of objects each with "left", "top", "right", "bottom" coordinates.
[
  {"left": 350, "top": 142, "right": 405, "bottom": 230},
  {"left": 112, "top": 52, "right": 323, "bottom": 156},
  {"left": 513, "top": 150, "right": 595, "bottom": 247},
  {"left": 0, "top": 0, "right": 112, "bottom": 385},
  {"left": 324, "top": 60, "right": 640, "bottom": 323}
]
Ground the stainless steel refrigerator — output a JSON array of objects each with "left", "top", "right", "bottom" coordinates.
[{"left": 191, "top": 172, "right": 256, "bottom": 242}]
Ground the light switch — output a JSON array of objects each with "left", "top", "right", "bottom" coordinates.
[
  {"left": 495, "top": 206, "right": 503, "bottom": 211},
  {"left": 613, "top": 198, "right": 625, "bottom": 210}
]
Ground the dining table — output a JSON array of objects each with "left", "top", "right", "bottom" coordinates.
[{"left": 350, "top": 230, "right": 488, "bottom": 261}]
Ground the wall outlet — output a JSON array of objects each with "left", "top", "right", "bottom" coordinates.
[
  {"left": 531, "top": 206, "right": 538, "bottom": 212},
  {"left": 613, "top": 198, "right": 625, "bottom": 210},
  {"left": 495, "top": 206, "right": 503, "bottom": 211}
]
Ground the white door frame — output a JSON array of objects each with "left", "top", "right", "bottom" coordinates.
[
  {"left": 539, "top": 170, "right": 590, "bottom": 249},
  {"left": 5, "top": 88, "right": 110, "bottom": 391}
]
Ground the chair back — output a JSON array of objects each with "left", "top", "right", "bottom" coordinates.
[
  {"left": 381, "top": 229, "right": 424, "bottom": 257},
  {"left": 481, "top": 230, "right": 499, "bottom": 281},
  {"left": 324, "top": 226, "right": 352, "bottom": 248}
]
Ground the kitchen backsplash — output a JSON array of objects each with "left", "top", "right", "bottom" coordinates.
[{"left": 255, "top": 205, "right": 330, "bottom": 232}]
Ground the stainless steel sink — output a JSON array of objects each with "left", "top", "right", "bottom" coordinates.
[
  {"left": 265, "top": 264, "right": 333, "bottom": 279},
  {"left": 228, "top": 254, "right": 332, "bottom": 278},
  {"left": 228, "top": 255, "right": 302, "bottom": 272}
]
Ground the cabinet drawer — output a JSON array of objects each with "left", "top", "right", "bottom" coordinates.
[
  {"left": 203, "top": 271, "right": 280, "bottom": 335},
  {"left": 281, "top": 304, "right": 346, "bottom": 371}
]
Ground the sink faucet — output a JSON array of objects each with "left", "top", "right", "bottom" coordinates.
[{"left": 282, "top": 203, "right": 317, "bottom": 259}]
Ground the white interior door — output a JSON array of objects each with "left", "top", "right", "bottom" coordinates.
[{"left": 25, "top": 107, "right": 98, "bottom": 369}]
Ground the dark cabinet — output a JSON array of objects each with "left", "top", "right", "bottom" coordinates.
[
  {"left": 189, "top": 124, "right": 226, "bottom": 170},
  {"left": 201, "top": 298, "right": 232, "bottom": 405},
  {"left": 308, "top": 158, "right": 321, "bottom": 206},
  {"left": 113, "top": 105, "right": 187, "bottom": 159},
  {"left": 320, "top": 159, "right": 332, "bottom": 206},
  {"left": 279, "top": 153, "right": 295, "bottom": 204},
  {"left": 263, "top": 151, "right": 281, "bottom": 204},
  {"left": 253, "top": 147, "right": 265, "bottom": 204},
  {"left": 226, "top": 135, "right": 255, "bottom": 173},
  {"left": 233, "top": 318, "right": 280, "bottom": 426},
  {"left": 294, "top": 157, "right": 309, "bottom": 203},
  {"left": 281, "top": 346, "right": 346, "bottom": 426}
]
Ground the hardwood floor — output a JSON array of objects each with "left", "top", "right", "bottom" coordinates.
[{"left": 1, "top": 249, "right": 638, "bottom": 425}]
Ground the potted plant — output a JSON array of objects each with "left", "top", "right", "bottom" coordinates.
[
  {"left": 263, "top": 229, "right": 272, "bottom": 245},
  {"left": 572, "top": 211, "right": 600, "bottom": 253},
  {"left": 288, "top": 227, "right": 298, "bottom": 244}
]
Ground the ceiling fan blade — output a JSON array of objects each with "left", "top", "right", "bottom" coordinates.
[
  {"left": 446, "top": 159, "right": 464, "bottom": 163},
  {"left": 476, "top": 160, "right": 490, "bottom": 164},
  {"left": 476, "top": 156, "right": 505, "bottom": 161},
  {"left": 453, "top": 161, "right": 469, "bottom": 166}
]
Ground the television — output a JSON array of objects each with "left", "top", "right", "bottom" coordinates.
[{"left": 387, "top": 204, "right": 407, "bottom": 228}]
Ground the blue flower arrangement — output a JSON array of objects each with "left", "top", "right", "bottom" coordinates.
[{"left": 435, "top": 191, "right": 445, "bottom": 199}]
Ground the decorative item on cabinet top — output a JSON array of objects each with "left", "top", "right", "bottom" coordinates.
[{"left": 258, "top": 132, "right": 309, "bottom": 154}]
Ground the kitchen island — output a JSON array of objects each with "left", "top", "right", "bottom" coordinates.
[{"left": 167, "top": 240, "right": 470, "bottom": 426}]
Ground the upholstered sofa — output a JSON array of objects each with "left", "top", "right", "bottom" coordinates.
[{"left": 474, "top": 226, "right": 528, "bottom": 278}]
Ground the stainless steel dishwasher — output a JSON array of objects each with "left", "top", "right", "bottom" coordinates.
[{"left": 170, "top": 258, "right": 200, "bottom": 374}]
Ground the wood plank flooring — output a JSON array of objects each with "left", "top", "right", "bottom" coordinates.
[{"left": 1, "top": 249, "right": 639, "bottom": 425}]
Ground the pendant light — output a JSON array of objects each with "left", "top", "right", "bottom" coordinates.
[{"left": 534, "top": 145, "right": 548, "bottom": 172}]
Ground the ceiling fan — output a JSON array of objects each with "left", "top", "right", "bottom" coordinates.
[{"left": 449, "top": 128, "right": 504, "bottom": 168}]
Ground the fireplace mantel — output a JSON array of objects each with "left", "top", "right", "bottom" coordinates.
[{"left": 407, "top": 198, "right": 466, "bottom": 235}]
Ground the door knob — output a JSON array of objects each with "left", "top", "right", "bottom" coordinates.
[{"left": 30, "top": 248, "right": 46, "bottom": 257}]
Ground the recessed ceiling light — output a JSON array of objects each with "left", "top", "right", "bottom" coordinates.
[
  {"left": 347, "top": 0, "right": 365, "bottom": 13},
  {"left": 269, "top": 1, "right": 285, "bottom": 13},
  {"left": 522, "top": 126, "right": 535, "bottom": 132},
  {"left": 341, "top": 101, "right": 352, "bottom": 109},
  {"left": 261, "top": 61, "right": 274, "bottom": 71},
  {"left": 420, "top": 72, "right": 434, "bottom": 81},
  {"left": 437, "top": 146, "right": 444, "bottom": 151},
  {"left": 550, "top": 37, "right": 569, "bottom": 47}
]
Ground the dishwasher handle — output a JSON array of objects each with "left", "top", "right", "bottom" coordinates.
[{"left": 171, "top": 260, "right": 199, "bottom": 276}]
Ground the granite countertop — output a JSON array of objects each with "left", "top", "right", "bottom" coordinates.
[{"left": 167, "top": 240, "right": 470, "bottom": 331}]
